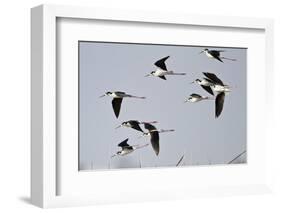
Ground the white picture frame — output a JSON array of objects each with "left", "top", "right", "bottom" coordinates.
[{"left": 31, "top": 4, "right": 274, "bottom": 208}]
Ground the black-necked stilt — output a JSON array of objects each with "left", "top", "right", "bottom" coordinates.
[
  {"left": 199, "top": 49, "right": 236, "bottom": 63},
  {"left": 191, "top": 78, "right": 215, "bottom": 95},
  {"left": 142, "top": 123, "right": 175, "bottom": 156},
  {"left": 202, "top": 72, "right": 231, "bottom": 118},
  {"left": 145, "top": 56, "right": 186, "bottom": 80},
  {"left": 111, "top": 138, "right": 149, "bottom": 158},
  {"left": 115, "top": 120, "right": 158, "bottom": 132},
  {"left": 184, "top": 93, "right": 212, "bottom": 103},
  {"left": 99, "top": 91, "right": 146, "bottom": 118}
]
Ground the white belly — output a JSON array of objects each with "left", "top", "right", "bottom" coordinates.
[
  {"left": 189, "top": 98, "right": 197, "bottom": 103},
  {"left": 212, "top": 85, "right": 230, "bottom": 93},
  {"left": 154, "top": 68, "right": 167, "bottom": 76},
  {"left": 111, "top": 93, "right": 119, "bottom": 98},
  {"left": 206, "top": 52, "right": 214, "bottom": 58},
  {"left": 188, "top": 97, "right": 201, "bottom": 103},
  {"left": 120, "top": 149, "right": 134, "bottom": 156},
  {"left": 112, "top": 92, "right": 128, "bottom": 98}
]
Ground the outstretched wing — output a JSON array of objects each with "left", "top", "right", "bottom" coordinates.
[
  {"left": 154, "top": 56, "right": 169, "bottom": 70},
  {"left": 203, "top": 77, "right": 216, "bottom": 84},
  {"left": 200, "top": 85, "right": 214, "bottom": 96},
  {"left": 209, "top": 50, "right": 223, "bottom": 62},
  {"left": 190, "top": 93, "right": 202, "bottom": 98},
  {"left": 118, "top": 138, "right": 129, "bottom": 147},
  {"left": 144, "top": 123, "right": 157, "bottom": 131},
  {"left": 158, "top": 75, "right": 167, "bottom": 80},
  {"left": 203, "top": 72, "right": 224, "bottom": 86},
  {"left": 144, "top": 123, "right": 160, "bottom": 156},
  {"left": 129, "top": 120, "right": 144, "bottom": 132},
  {"left": 112, "top": 98, "right": 123, "bottom": 118},
  {"left": 115, "top": 91, "right": 126, "bottom": 95},
  {"left": 150, "top": 131, "right": 160, "bottom": 156},
  {"left": 215, "top": 92, "right": 225, "bottom": 118}
]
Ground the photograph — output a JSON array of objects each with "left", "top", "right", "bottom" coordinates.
[{"left": 78, "top": 41, "right": 247, "bottom": 170}]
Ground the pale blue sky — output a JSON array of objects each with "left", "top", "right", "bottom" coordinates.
[{"left": 79, "top": 41, "right": 247, "bottom": 170}]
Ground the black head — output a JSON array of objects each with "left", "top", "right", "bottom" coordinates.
[
  {"left": 195, "top": 79, "right": 201, "bottom": 82},
  {"left": 121, "top": 121, "right": 129, "bottom": 126},
  {"left": 116, "top": 151, "right": 122, "bottom": 155},
  {"left": 105, "top": 91, "right": 112, "bottom": 95},
  {"left": 151, "top": 71, "right": 156, "bottom": 74},
  {"left": 199, "top": 49, "right": 209, "bottom": 54}
]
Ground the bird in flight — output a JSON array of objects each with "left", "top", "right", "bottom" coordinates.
[
  {"left": 202, "top": 72, "right": 231, "bottom": 118},
  {"left": 145, "top": 56, "right": 186, "bottom": 80},
  {"left": 141, "top": 123, "right": 175, "bottom": 156},
  {"left": 190, "top": 77, "right": 215, "bottom": 96},
  {"left": 199, "top": 49, "right": 236, "bottom": 63},
  {"left": 184, "top": 93, "right": 212, "bottom": 103},
  {"left": 111, "top": 138, "right": 149, "bottom": 158},
  {"left": 115, "top": 120, "right": 158, "bottom": 132},
  {"left": 99, "top": 91, "right": 146, "bottom": 118}
]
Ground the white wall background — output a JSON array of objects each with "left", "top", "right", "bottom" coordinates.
[{"left": 0, "top": 0, "right": 280, "bottom": 212}]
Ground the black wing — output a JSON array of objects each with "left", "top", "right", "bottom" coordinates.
[
  {"left": 158, "top": 75, "right": 167, "bottom": 80},
  {"left": 144, "top": 123, "right": 159, "bottom": 156},
  {"left": 118, "top": 138, "right": 129, "bottom": 147},
  {"left": 154, "top": 56, "right": 169, "bottom": 70},
  {"left": 200, "top": 85, "right": 214, "bottom": 96},
  {"left": 203, "top": 77, "right": 216, "bottom": 84},
  {"left": 209, "top": 50, "right": 223, "bottom": 62},
  {"left": 203, "top": 72, "right": 224, "bottom": 86},
  {"left": 150, "top": 131, "right": 160, "bottom": 156},
  {"left": 190, "top": 93, "right": 202, "bottom": 98},
  {"left": 215, "top": 92, "right": 225, "bottom": 118},
  {"left": 115, "top": 91, "right": 126, "bottom": 95},
  {"left": 129, "top": 120, "right": 143, "bottom": 132},
  {"left": 144, "top": 123, "right": 157, "bottom": 131},
  {"left": 112, "top": 98, "right": 123, "bottom": 118}
]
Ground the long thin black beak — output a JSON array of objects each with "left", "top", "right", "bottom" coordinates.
[
  {"left": 199, "top": 51, "right": 204, "bottom": 54},
  {"left": 99, "top": 94, "right": 106, "bottom": 98}
]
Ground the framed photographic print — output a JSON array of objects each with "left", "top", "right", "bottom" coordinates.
[
  {"left": 31, "top": 4, "right": 274, "bottom": 208},
  {"left": 78, "top": 41, "right": 247, "bottom": 171}
]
